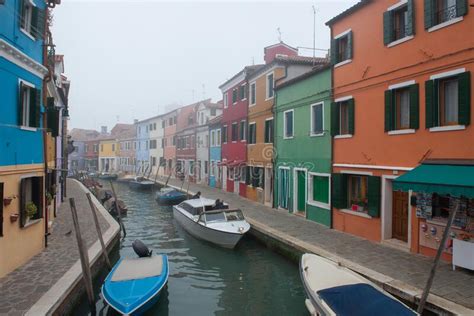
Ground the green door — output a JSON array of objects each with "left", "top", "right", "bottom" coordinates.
[
  {"left": 297, "top": 171, "right": 306, "bottom": 212},
  {"left": 279, "top": 169, "right": 289, "bottom": 209}
]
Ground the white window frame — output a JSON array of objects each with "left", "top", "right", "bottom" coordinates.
[
  {"left": 223, "top": 92, "right": 228, "bottom": 108},
  {"left": 265, "top": 72, "right": 275, "bottom": 100},
  {"left": 231, "top": 122, "right": 238, "bottom": 143},
  {"left": 248, "top": 122, "right": 256, "bottom": 145},
  {"left": 310, "top": 102, "right": 325, "bottom": 137},
  {"left": 264, "top": 117, "right": 274, "bottom": 144},
  {"left": 249, "top": 81, "right": 257, "bottom": 106},
  {"left": 283, "top": 109, "right": 294, "bottom": 139},
  {"left": 222, "top": 125, "right": 227, "bottom": 144},
  {"left": 20, "top": 0, "right": 36, "bottom": 41},
  {"left": 216, "top": 129, "right": 221, "bottom": 147},
  {"left": 240, "top": 119, "right": 246, "bottom": 142},
  {"left": 19, "top": 79, "right": 36, "bottom": 130},
  {"left": 333, "top": 29, "right": 352, "bottom": 68},
  {"left": 307, "top": 172, "right": 331, "bottom": 210},
  {"left": 188, "top": 160, "right": 194, "bottom": 175},
  {"left": 240, "top": 84, "right": 247, "bottom": 101},
  {"left": 210, "top": 130, "right": 215, "bottom": 147}
]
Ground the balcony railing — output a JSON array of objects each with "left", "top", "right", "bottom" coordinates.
[{"left": 434, "top": 4, "right": 457, "bottom": 25}]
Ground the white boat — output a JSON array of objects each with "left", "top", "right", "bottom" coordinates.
[
  {"left": 173, "top": 198, "right": 250, "bottom": 249},
  {"left": 300, "top": 254, "right": 417, "bottom": 316}
]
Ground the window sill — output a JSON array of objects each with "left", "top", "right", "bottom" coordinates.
[
  {"left": 310, "top": 132, "right": 325, "bottom": 137},
  {"left": 334, "top": 134, "right": 352, "bottom": 139},
  {"left": 334, "top": 59, "right": 352, "bottom": 68},
  {"left": 340, "top": 209, "right": 372, "bottom": 219},
  {"left": 23, "top": 218, "right": 42, "bottom": 228},
  {"left": 20, "top": 126, "right": 37, "bottom": 132},
  {"left": 387, "top": 35, "right": 414, "bottom": 48},
  {"left": 265, "top": 96, "right": 274, "bottom": 101},
  {"left": 283, "top": 136, "right": 294, "bottom": 140},
  {"left": 429, "top": 125, "right": 465, "bottom": 133},
  {"left": 249, "top": 103, "right": 256, "bottom": 107},
  {"left": 308, "top": 201, "right": 330, "bottom": 210},
  {"left": 428, "top": 17, "right": 463, "bottom": 33},
  {"left": 20, "top": 28, "right": 36, "bottom": 41},
  {"left": 388, "top": 129, "right": 415, "bottom": 135}
]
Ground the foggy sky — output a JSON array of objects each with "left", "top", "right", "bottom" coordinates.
[{"left": 51, "top": 1, "right": 357, "bottom": 131}]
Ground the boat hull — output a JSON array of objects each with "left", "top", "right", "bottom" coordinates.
[
  {"left": 128, "top": 181, "right": 154, "bottom": 190},
  {"left": 98, "top": 175, "right": 118, "bottom": 180},
  {"left": 173, "top": 208, "right": 244, "bottom": 249},
  {"left": 155, "top": 191, "right": 187, "bottom": 206}
]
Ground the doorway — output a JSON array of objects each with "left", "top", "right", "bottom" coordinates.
[
  {"left": 278, "top": 168, "right": 289, "bottom": 210},
  {"left": 392, "top": 191, "right": 409, "bottom": 242},
  {"left": 264, "top": 167, "right": 272, "bottom": 206},
  {"left": 294, "top": 169, "right": 306, "bottom": 215}
]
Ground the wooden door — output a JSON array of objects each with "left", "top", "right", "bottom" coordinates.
[
  {"left": 392, "top": 191, "right": 409, "bottom": 242},
  {"left": 296, "top": 171, "right": 306, "bottom": 212}
]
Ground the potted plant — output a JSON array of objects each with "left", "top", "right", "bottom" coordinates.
[
  {"left": 46, "top": 192, "right": 53, "bottom": 206},
  {"left": 25, "top": 202, "right": 38, "bottom": 219}
]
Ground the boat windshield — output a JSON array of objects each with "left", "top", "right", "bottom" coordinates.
[
  {"left": 205, "top": 212, "right": 226, "bottom": 222},
  {"left": 224, "top": 210, "right": 244, "bottom": 221}
]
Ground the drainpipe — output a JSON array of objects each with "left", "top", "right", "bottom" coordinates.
[
  {"left": 42, "top": 13, "right": 50, "bottom": 247},
  {"left": 329, "top": 27, "right": 335, "bottom": 229}
]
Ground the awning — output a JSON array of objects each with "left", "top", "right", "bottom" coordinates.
[
  {"left": 393, "top": 163, "right": 474, "bottom": 198},
  {"left": 228, "top": 160, "right": 245, "bottom": 167}
]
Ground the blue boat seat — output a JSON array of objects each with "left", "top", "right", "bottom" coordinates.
[{"left": 111, "top": 255, "right": 164, "bottom": 282}]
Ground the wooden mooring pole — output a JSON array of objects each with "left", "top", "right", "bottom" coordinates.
[
  {"left": 69, "top": 198, "right": 96, "bottom": 315},
  {"left": 109, "top": 181, "right": 126, "bottom": 238},
  {"left": 86, "top": 193, "right": 112, "bottom": 270}
]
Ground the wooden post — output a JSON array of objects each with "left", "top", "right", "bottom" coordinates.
[
  {"left": 86, "top": 193, "right": 112, "bottom": 270},
  {"left": 109, "top": 181, "right": 126, "bottom": 238},
  {"left": 417, "top": 199, "right": 459, "bottom": 314},
  {"left": 69, "top": 198, "right": 96, "bottom": 314}
]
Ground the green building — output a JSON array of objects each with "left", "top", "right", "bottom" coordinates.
[{"left": 273, "top": 66, "right": 332, "bottom": 227}]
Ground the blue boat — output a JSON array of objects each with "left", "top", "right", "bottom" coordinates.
[
  {"left": 102, "top": 254, "right": 169, "bottom": 315},
  {"left": 128, "top": 177, "right": 155, "bottom": 190},
  {"left": 155, "top": 187, "right": 187, "bottom": 206}
]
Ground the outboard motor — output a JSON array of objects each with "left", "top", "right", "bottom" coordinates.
[{"left": 132, "top": 239, "right": 152, "bottom": 257}]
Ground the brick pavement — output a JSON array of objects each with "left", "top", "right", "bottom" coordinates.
[
  {"left": 158, "top": 176, "right": 474, "bottom": 312},
  {"left": 0, "top": 179, "right": 110, "bottom": 316}
]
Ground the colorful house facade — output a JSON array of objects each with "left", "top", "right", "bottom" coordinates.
[
  {"left": 135, "top": 118, "right": 151, "bottom": 174},
  {"left": 98, "top": 138, "right": 118, "bottom": 172},
  {"left": 84, "top": 138, "right": 100, "bottom": 171},
  {"left": 113, "top": 124, "right": 136, "bottom": 174},
  {"left": 162, "top": 109, "right": 178, "bottom": 176},
  {"left": 0, "top": 0, "right": 49, "bottom": 277},
  {"left": 209, "top": 115, "right": 222, "bottom": 188},
  {"left": 274, "top": 66, "right": 332, "bottom": 227},
  {"left": 327, "top": 0, "right": 473, "bottom": 260},
  {"left": 147, "top": 115, "right": 164, "bottom": 177}
]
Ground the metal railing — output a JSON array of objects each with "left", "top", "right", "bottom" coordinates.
[{"left": 434, "top": 4, "right": 457, "bottom": 25}]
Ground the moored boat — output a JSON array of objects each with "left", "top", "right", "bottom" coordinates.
[
  {"left": 155, "top": 187, "right": 187, "bottom": 205},
  {"left": 173, "top": 198, "right": 250, "bottom": 248},
  {"left": 128, "top": 176, "right": 155, "bottom": 190},
  {"left": 116, "top": 174, "right": 136, "bottom": 183},
  {"left": 98, "top": 172, "right": 118, "bottom": 180},
  {"left": 299, "top": 253, "right": 417, "bottom": 316}
]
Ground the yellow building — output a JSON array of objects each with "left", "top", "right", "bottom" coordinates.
[{"left": 99, "top": 138, "right": 118, "bottom": 172}]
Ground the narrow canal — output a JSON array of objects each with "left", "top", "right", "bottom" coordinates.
[{"left": 75, "top": 181, "right": 308, "bottom": 316}]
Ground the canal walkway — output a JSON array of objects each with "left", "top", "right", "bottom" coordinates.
[
  {"left": 0, "top": 179, "right": 120, "bottom": 316},
  {"left": 156, "top": 176, "right": 474, "bottom": 315}
]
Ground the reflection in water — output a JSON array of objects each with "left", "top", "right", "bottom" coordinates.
[{"left": 75, "top": 181, "right": 308, "bottom": 316}]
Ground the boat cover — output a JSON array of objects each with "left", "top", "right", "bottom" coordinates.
[
  {"left": 317, "top": 283, "right": 416, "bottom": 316},
  {"left": 111, "top": 255, "right": 163, "bottom": 282}
]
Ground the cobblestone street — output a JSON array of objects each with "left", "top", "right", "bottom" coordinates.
[{"left": 0, "top": 180, "right": 110, "bottom": 316}]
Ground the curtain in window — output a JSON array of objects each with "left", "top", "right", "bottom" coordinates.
[
  {"left": 444, "top": 79, "right": 458, "bottom": 124},
  {"left": 399, "top": 89, "right": 410, "bottom": 128}
]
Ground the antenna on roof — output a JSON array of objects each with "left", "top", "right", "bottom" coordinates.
[
  {"left": 277, "top": 27, "right": 282, "bottom": 43},
  {"left": 312, "top": 5, "right": 318, "bottom": 66}
]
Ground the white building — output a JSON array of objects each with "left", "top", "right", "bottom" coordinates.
[{"left": 148, "top": 115, "right": 165, "bottom": 177}]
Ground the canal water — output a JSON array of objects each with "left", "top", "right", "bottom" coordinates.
[{"left": 75, "top": 181, "right": 308, "bottom": 316}]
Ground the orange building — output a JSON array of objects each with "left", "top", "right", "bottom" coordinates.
[{"left": 327, "top": 0, "right": 473, "bottom": 260}]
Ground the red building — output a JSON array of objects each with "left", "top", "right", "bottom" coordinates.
[
  {"left": 84, "top": 138, "right": 101, "bottom": 171},
  {"left": 219, "top": 65, "right": 264, "bottom": 196}
]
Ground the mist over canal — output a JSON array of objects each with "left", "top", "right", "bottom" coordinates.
[{"left": 75, "top": 181, "right": 308, "bottom": 315}]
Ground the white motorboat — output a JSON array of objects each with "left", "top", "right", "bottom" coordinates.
[
  {"left": 173, "top": 198, "right": 250, "bottom": 249},
  {"left": 300, "top": 254, "right": 417, "bottom": 316}
]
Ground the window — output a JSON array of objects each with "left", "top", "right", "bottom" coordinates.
[
  {"left": 250, "top": 82, "right": 256, "bottom": 105},
  {"left": 309, "top": 174, "right": 330, "bottom": 208},
  {"left": 231, "top": 122, "right": 238, "bottom": 142},
  {"left": 19, "top": 176, "right": 43, "bottom": 227},
  {"left": 239, "top": 85, "right": 246, "bottom": 100},
  {"left": 232, "top": 89, "right": 238, "bottom": 104},
  {"left": 349, "top": 175, "right": 368, "bottom": 212},
  {"left": 210, "top": 161, "right": 215, "bottom": 176},
  {"left": 223, "top": 92, "right": 228, "bottom": 108},
  {"left": 425, "top": 71, "right": 470, "bottom": 129},
  {"left": 216, "top": 129, "right": 221, "bottom": 146},
  {"left": 174, "top": 116, "right": 177, "bottom": 124},
  {"left": 20, "top": 0, "right": 45, "bottom": 39},
  {"left": 311, "top": 103, "right": 324, "bottom": 135},
  {"left": 264, "top": 119, "right": 273, "bottom": 143},
  {"left": 149, "top": 139, "right": 157, "bottom": 149},
  {"left": 385, "top": 84, "right": 419, "bottom": 132},
  {"left": 189, "top": 160, "right": 194, "bottom": 175},
  {"left": 19, "top": 81, "right": 40, "bottom": 128},
  {"left": 284, "top": 110, "right": 294, "bottom": 138},
  {"left": 240, "top": 120, "right": 246, "bottom": 141},
  {"left": 93, "top": 144, "right": 98, "bottom": 152},
  {"left": 153, "top": 123, "right": 156, "bottom": 130},
  {"left": 169, "top": 117, "right": 173, "bottom": 125},
  {"left": 151, "top": 156, "right": 157, "bottom": 166},
  {"left": 266, "top": 73, "right": 274, "bottom": 99},
  {"left": 222, "top": 126, "right": 228, "bottom": 143},
  {"left": 162, "top": 120, "right": 166, "bottom": 128},
  {"left": 331, "top": 31, "right": 353, "bottom": 65},
  {"left": 331, "top": 99, "right": 355, "bottom": 136},
  {"left": 425, "top": 0, "right": 467, "bottom": 29},
  {"left": 383, "top": 1, "right": 414, "bottom": 45},
  {"left": 247, "top": 167, "right": 264, "bottom": 188},
  {"left": 211, "top": 108, "right": 216, "bottom": 116},
  {"left": 248, "top": 122, "right": 256, "bottom": 144},
  {"left": 204, "top": 161, "right": 208, "bottom": 174},
  {"left": 211, "top": 130, "right": 216, "bottom": 147},
  {"left": 205, "top": 135, "right": 209, "bottom": 147},
  {"left": 188, "top": 115, "right": 194, "bottom": 125}
]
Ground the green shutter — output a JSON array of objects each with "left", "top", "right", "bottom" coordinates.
[
  {"left": 458, "top": 71, "right": 471, "bottom": 126},
  {"left": 331, "top": 173, "right": 347, "bottom": 209},
  {"left": 347, "top": 31, "right": 353, "bottom": 60},
  {"left": 409, "top": 83, "right": 420, "bottom": 129},
  {"left": 314, "top": 176, "right": 329, "bottom": 204},
  {"left": 406, "top": 0, "right": 415, "bottom": 36},
  {"left": 331, "top": 102, "right": 339, "bottom": 136},
  {"left": 47, "top": 108, "right": 59, "bottom": 137},
  {"left": 31, "top": 7, "right": 45, "bottom": 39},
  {"left": 367, "top": 176, "right": 381, "bottom": 218},
  {"left": 384, "top": 90, "right": 393, "bottom": 132},
  {"left": 456, "top": 0, "right": 468, "bottom": 17},
  {"left": 425, "top": 80, "right": 437, "bottom": 128},
  {"left": 348, "top": 98, "right": 355, "bottom": 135},
  {"left": 424, "top": 0, "right": 434, "bottom": 29},
  {"left": 330, "top": 39, "right": 338, "bottom": 64},
  {"left": 18, "top": 82, "right": 24, "bottom": 126},
  {"left": 383, "top": 11, "right": 393, "bottom": 45}
]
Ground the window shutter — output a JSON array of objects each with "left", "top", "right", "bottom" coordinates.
[
  {"left": 458, "top": 71, "right": 471, "bottom": 126},
  {"left": 46, "top": 96, "right": 54, "bottom": 109},
  {"left": 35, "top": 177, "right": 44, "bottom": 219},
  {"left": 32, "top": 7, "right": 46, "bottom": 39},
  {"left": 245, "top": 167, "right": 251, "bottom": 185},
  {"left": 330, "top": 39, "right": 338, "bottom": 65},
  {"left": 347, "top": 31, "right": 353, "bottom": 60},
  {"left": 384, "top": 90, "right": 393, "bottom": 132},
  {"left": 331, "top": 173, "right": 347, "bottom": 209},
  {"left": 367, "top": 176, "right": 381, "bottom": 218},
  {"left": 29, "top": 88, "right": 38, "bottom": 127},
  {"left": 425, "top": 80, "right": 436, "bottom": 128},
  {"left": 383, "top": 11, "right": 393, "bottom": 45},
  {"left": 331, "top": 102, "right": 339, "bottom": 136},
  {"left": 18, "top": 82, "right": 24, "bottom": 126},
  {"left": 19, "top": 178, "right": 27, "bottom": 228},
  {"left": 409, "top": 83, "right": 420, "bottom": 129},
  {"left": 348, "top": 98, "right": 355, "bottom": 135},
  {"left": 47, "top": 108, "right": 60, "bottom": 137},
  {"left": 424, "top": 0, "right": 434, "bottom": 29},
  {"left": 19, "top": 0, "right": 25, "bottom": 28},
  {"left": 456, "top": 0, "right": 468, "bottom": 17},
  {"left": 406, "top": 0, "right": 415, "bottom": 36}
]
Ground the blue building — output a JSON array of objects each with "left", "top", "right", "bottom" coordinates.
[
  {"left": 135, "top": 118, "right": 151, "bottom": 174},
  {"left": 0, "top": 0, "right": 50, "bottom": 277},
  {"left": 208, "top": 116, "right": 222, "bottom": 188}
]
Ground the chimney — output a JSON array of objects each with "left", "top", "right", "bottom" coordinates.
[{"left": 101, "top": 126, "right": 108, "bottom": 134}]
